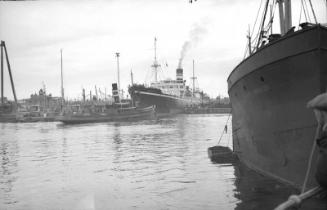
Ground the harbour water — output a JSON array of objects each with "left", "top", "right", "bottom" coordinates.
[{"left": 0, "top": 114, "right": 322, "bottom": 210}]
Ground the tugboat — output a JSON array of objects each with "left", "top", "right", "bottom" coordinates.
[
  {"left": 57, "top": 83, "right": 156, "bottom": 124},
  {"left": 57, "top": 52, "right": 156, "bottom": 124},
  {"left": 228, "top": 0, "right": 327, "bottom": 194}
]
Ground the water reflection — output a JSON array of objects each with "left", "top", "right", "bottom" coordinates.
[
  {"left": 2, "top": 115, "right": 325, "bottom": 209},
  {"left": 0, "top": 134, "right": 19, "bottom": 206},
  {"left": 209, "top": 160, "right": 327, "bottom": 210}
]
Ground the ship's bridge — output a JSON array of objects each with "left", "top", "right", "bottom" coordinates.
[{"left": 151, "top": 79, "right": 185, "bottom": 97}]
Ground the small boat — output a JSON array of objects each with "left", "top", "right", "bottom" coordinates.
[
  {"left": 56, "top": 104, "right": 156, "bottom": 124},
  {"left": 0, "top": 103, "right": 17, "bottom": 122},
  {"left": 16, "top": 105, "right": 57, "bottom": 122}
]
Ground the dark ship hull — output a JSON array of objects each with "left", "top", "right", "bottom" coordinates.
[
  {"left": 57, "top": 106, "right": 156, "bottom": 124},
  {"left": 228, "top": 25, "right": 327, "bottom": 189},
  {"left": 129, "top": 85, "right": 201, "bottom": 115},
  {"left": 0, "top": 103, "right": 17, "bottom": 122}
]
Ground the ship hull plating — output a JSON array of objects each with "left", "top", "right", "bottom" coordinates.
[
  {"left": 228, "top": 25, "right": 327, "bottom": 189},
  {"left": 130, "top": 89, "right": 202, "bottom": 114}
]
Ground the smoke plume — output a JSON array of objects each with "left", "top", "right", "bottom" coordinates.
[{"left": 178, "top": 23, "right": 207, "bottom": 68}]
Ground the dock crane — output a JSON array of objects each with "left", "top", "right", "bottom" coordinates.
[{"left": 0, "top": 40, "right": 17, "bottom": 106}]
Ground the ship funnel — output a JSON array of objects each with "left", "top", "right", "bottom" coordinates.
[
  {"left": 176, "top": 68, "right": 183, "bottom": 82},
  {"left": 112, "top": 83, "right": 120, "bottom": 103}
]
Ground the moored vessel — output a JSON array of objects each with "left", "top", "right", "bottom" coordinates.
[
  {"left": 16, "top": 87, "right": 61, "bottom": 122},
  {"left": 129, "top": 38, "right": 210, "bottom": 115},
  {"left": 228, "top": 0, "right": 327, "bottom": 192},
  {"left": 57, "top": 83, "right": 156, "bottom": 124},
  {"left": 57, "top": 104, "right": 156, "bottom": 124}
]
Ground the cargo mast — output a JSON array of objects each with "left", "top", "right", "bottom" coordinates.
[
  {"left": 60, "top": 49, "right": 64, "bottom": 106},
  {"left": 151, "top": 37, "right": 160, "bottom": 82},
  {"left": 115, "top": 52, "right": 121, "bottom": 98},
  {"left": 190, "top": 59, "right": 197, "bottom": 97}
]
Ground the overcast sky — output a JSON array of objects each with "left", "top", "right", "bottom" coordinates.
[{"left": 0, "top": 0, "right": 326, "bottom": 100}]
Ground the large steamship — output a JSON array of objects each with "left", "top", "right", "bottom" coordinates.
[
  {"left": 129, "top": 38, "right": 208, "bottom": 114},
  {"left": 228, "top": 0, "right": 327, "bottom": 191}
]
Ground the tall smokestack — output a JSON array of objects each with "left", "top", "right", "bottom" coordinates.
[
  {"left": 112, "top": 83, "right": 120, "bottom": 103},
  {"left": 176, "top": 68, "right": 183, "bottom": 82}
]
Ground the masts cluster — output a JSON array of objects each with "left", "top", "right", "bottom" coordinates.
[{"left": 246, "top": 0, "right": 323, "bottom": 58}]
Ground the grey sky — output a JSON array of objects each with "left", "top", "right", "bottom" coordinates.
[{"left": 0, "top": 0, "right": 326, "bottom": 99}]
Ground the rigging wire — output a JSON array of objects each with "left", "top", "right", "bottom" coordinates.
[
  {"left": 303, "top": 0, "right": 312, "bottom": 22},
  {"left": 301, "top": 0, "right": 309, "bottom": 22},
  {"left": 256, "top": 0, "right": 270, "bottom": 50},
  {"left": 266, "top": 0, "right": 275, "bottom": 34},
  {"left": 248, "top": 0, "right": 276, "bottom": 56},
  {"left": 248, "top": 0, "right": 266, "bottom": 51},
  {"left": 243, "top": 42, "right": 249, "bottom": 59},
  {"left": 308, "top": 0, "right": 318, "bottom": 23},
  {"left": 251, "top": 0, "right": 264, "bottom": 38},
  {"left": 217, "top": 114, "right": 231, "bottom": 145},
  {"left": 263, "top": 0, "right": 277, "bottom": 34},
  {"left": 298, "top": 0, "right": 303, "bottom": 29},
  {"left": 251, "top": 1, "right": 268, "bottom": 49}
]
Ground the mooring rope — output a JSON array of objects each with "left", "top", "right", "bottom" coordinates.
[
  {"left": 275, "top": 115, "right": 325, "bottom": 209},
  {"left": 301, "top": 124, "right": 321, "bottom": 193},
  {"left": 217, "top": 114, "right": 231, "bottom": 145},
  {"left": 274, "top": 186, "right": 324, "bottom": 210}
]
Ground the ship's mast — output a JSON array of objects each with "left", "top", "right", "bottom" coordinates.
[
  {"left": 130, "top": 69, "right": 134, "bottom": 85},
  {"left": 82, "top": 88, "right": 86, "bottom": 102},
  {"left": 115, "top": 52, "right": 121, "bottom": 98},
  {"left": 285, "top": 0, "right": 292, "bottom": 31},
  {"left": 95, "top": 85, "right": 98, "bottom": 100},
  {"left": 151, "top": 37, "right": 160, "bottom": 83},
  {"left": 190, "top": 59, "right": 197, "bottom": 97},
  {"left": 60, "top": 49, "right": 64, "bottom": 106},
  {"left": 270, "top": 4, "right": 273, "bottom": 34},
  {"left": 247, "top": 25, "right": 252, "bottom": 56},
  {"left": 277, "top": 0, "right": 292, "bottom": 35},
  {"left": 43, "top": 82, "right": 47, "bottom": 109},
  {"left": 278, "top": 0, "right": 285, "bottom": 35}
]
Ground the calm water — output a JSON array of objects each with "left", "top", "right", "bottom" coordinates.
[{"left": 0, "top": 114, "right": 312, "bottom": 210}]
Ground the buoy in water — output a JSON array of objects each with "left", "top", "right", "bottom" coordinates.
[{"left": 207, "top": 145, "right": 237, "bottom": 163}]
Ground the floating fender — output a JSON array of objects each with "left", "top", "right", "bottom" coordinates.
[
  {"left": 315, "top": 133, "right": 327, "bottom": 188},
  {"left": 207, "top": 146, "right": 237, "bottom": 164}
]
